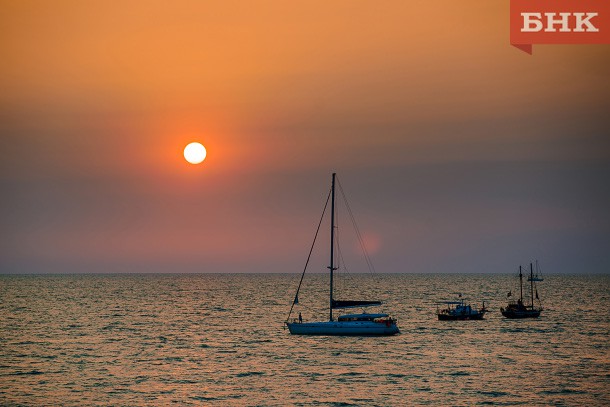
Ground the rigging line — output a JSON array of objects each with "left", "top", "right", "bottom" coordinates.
[
  {"left": 334, "top": 191, "right": 351, "bottom": 294},
  {"left": 336, "top": 243, "right": 364, "bottom": 300},
  {"left": 335, "top": 204, "right": 357, "bottom": 279},
  {"left": 335, "top": 227, "right": 356, "bottom": 296},
  {"left": 334, "top": 199, "right": 358, "bottom": 293},
  {"left": 285, "top": 188, "right": 332, "bottom": 323},
  {"left": 335, "top": 198, "right": 340, "bottom": 271},
  {"left": 334, "top": 204, "right": 343, "bottom": 294},
  {"left": 335, "top": 199, "right": 359, "bottom": 294},
  {"left": 333, "top": 185, "right": 347, "bottom": 298},
  {"left": 336, "top": 233, "right": 351, "bottom": 275},
  {"left": 336, "top": 190, "right": 373, "bottom": 294},
  {"left": 339, "top": 183, "right": 375, "bottom": 274},
  {"left": 346, "top": 185, "right": 376, "bottom": 276},
  {"left": 336, "top": 177, "right": 377, "bottom": 276}
]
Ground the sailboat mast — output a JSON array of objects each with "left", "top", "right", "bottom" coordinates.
[
  {"left": 530, "top": 262, "right": 534, "bottom": 308},
  {"left": 519, "top": 265, "right": 523, "bottom": 302},
  {"left": 329, "top": 173, "right": 336, "bottom": 321}
]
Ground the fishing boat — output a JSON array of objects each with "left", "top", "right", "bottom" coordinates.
[
  {"left": 527, "top": 260, "right": 544, "bottom": 282},
  {"left": 436, "top": 298, "right": 487, "bottom": 320},
  {"left": 501, "top": 263, "right": 543, "bottom": 319},
  {"left": 285, "top": 173, "right": 399, "bottom": 336}
]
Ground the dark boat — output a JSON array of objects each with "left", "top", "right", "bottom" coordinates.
[
  {"left": 285, "top": 173, "right": 399, "bottom": 336},
  {"left": 436, "top": 298, "right": 487, "bottom": 320},
  {"left": 501, "top": 263, "right": 543, "bottom": 319}
]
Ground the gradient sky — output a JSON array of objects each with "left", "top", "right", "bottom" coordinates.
[{"left": 1, "top": 1, "right": 609, "bottom": 274}]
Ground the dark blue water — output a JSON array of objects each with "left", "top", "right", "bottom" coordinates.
[{"left": 1, "top": 274, "right": 608, "bottom": 406}]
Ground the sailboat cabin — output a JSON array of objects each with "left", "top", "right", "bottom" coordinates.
[{"left": 337, "top": 313, "right": 391, "bottom": 322}]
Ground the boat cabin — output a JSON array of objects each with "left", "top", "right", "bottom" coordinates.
[
  {"left": 504, "top": 299, "right": 536, "bottom": 311},
  {"left": 337, "top": 313, "right": 390, "bottom": 322}
]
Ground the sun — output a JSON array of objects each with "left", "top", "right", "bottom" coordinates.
[{"left": 183, "top": 142, "right": 207, "bottom": 164}]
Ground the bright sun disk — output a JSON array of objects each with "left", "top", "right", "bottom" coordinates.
[{"left": 184, "top": 142, "right": 207, "bottom": 164}]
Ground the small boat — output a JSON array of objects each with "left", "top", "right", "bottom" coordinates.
[
  {"left": 436, "top": 298, "right": 487, "bottom": 320},
  {"left": 501, "top": 263, "right": 543, "bottom": 319},
  {"left": 285, "top": 173, "right": 399, "bottom": 336},
  {"left": 527, "top": 260, "right": 544, "bottom": 282}
]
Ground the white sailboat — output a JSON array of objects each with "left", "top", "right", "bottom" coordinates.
[{"left": 285, "top": 173, "right": 399, "bottom": 336}]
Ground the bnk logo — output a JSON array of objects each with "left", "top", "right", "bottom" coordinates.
[
  {"left": 510, "top": 0, "right": 610, "bottom": 54},
  {"left": 521, "top": 12, "right": 598, "bottom": 32}
]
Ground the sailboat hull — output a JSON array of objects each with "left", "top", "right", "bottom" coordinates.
[
  {"left": 500, "top": 308, "right": 541, "bottom": 319},
  {"left": 286, "top": 321, "right": 399, "bottom": 336}
]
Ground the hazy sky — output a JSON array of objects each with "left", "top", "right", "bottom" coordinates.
[{"left": 1, "top": 1, "right": 609, "bottom": 274}]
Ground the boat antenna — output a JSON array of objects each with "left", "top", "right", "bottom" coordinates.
[{"left": 285, "top": 187, "right": 332, "bottom": 323}]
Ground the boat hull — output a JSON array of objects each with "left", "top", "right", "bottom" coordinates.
[
  {"left": 286, "top": 321, "right": 399, "bottom": 336},
  {"left": 501, "top": 309, "right": 541, "bottom": 319}
]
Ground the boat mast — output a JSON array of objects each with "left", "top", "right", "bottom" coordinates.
[
  {"left": 329, "top": 173, "right": 336, "bottom": 321},
  {"left": 519, "top": 265, "right": 523, "bottom": 302},
  {"left": 530, "top": 262, "right": 534, "bottom": 309}
]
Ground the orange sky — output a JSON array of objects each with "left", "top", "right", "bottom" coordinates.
[{"left": 1, "top": 1, "right": 609, "bottom": 273}]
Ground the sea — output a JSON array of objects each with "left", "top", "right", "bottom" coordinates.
[{"left": 0, "top": 273, "right": 608, "bottom": 406}]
